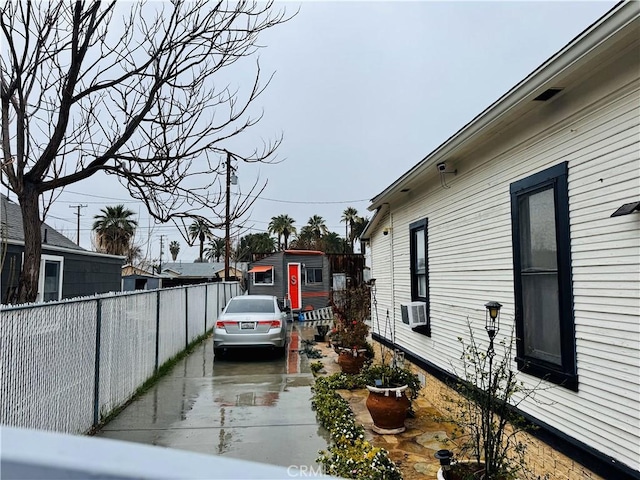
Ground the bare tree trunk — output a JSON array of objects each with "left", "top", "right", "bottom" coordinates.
[{"left": 17, "top": 186, "right": 42, "bottom": 304}]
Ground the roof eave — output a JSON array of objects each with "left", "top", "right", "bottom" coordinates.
[
  {"left": 360, "top": 204, "right": 388, "bottom": 241},
  {"left": 369, "top": 1, "right": 636, "bottom": 210},
  {"left": 4, "top": 239, "right": 126, "bottom": 260}
]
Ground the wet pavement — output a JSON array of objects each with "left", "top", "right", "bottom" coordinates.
[
  {"left": 96, "top": 322, "right": 453, "bottom": 479},
  {"left": 95, "top": 323, "right": 330, "bottom": 471}
]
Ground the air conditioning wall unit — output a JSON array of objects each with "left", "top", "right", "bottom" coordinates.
[{"left": 401, "top": 301, "right": 428, "bottom": 329}]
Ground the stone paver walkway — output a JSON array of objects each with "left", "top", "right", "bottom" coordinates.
[{"left": 303, "top": 327, "right": 456, "bottom": 480}]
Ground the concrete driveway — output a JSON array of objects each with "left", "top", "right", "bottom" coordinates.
[{"left": 95, "top": 323, "right": 330, "bottom": 472}]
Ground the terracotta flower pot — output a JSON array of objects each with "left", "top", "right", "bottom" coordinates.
[
  {"left": 365, "top": 384, "right": 410, "bottom": 434},
  {"left": 337, "top": 349, "right": 367, "bottom": 374}
]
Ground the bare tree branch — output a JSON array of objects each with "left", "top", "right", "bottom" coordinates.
[{"left": 0, "top": 0, "right": 292, "bottom": 303}]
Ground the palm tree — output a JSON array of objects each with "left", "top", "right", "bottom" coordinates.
[
  {"left": 92, "top": 205, "right": 138, "bottom": 256},
  {"left": 268, "top": 214, "right": 297, "bottom": 251},
  {"left": 290, "top": 225, "right": 316, "bottom": 250},
  {"left": 252, "top": 232, "right": 276, "bottom": 254},
  {"left": 169, "top": 241, "right": 180, "bottom": 261},
  {"left": 204, "top": 238, "right": 225, "bottom": 262},
  {"left": 306, "top": 215, "right": 328, "bottom": 240},
  {"left": 322, "top": 231, "right": 346, "bottom": 254},
  {"left": 189, "top": 219, "right": 212, "bottom": 262},
  {"left": 233, "top": 233, "right": 275, "bottom": 262},
  {"left": 351, "top": 216, "right": 369, "bottom": 254},
  {"left": 341, "top": 207, "right": 359, "bottom": 253}
]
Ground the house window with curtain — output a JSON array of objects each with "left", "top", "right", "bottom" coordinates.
[
  {"left": 510, "top": 162, "right": 577, "bottom": 390},
  {"left": 409, "top": 218, "right": 428, "bottom": 303}
]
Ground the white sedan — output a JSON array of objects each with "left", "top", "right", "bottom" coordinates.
[{"left": 214, "top": 295, "right": 289, "bottom": 358}]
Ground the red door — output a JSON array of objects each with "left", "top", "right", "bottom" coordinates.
[{"left": 287, "top": 263, "right": 302, "bottom": 311}]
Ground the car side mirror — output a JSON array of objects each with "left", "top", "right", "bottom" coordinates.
[{"left": 283, "top": 306, "right": 291, "bottom": 313}]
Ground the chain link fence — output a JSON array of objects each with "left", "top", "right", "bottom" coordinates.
[{"left": 0, "top": 282, "right": 241, "bottom": 435}]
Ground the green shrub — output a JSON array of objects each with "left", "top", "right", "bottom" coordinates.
[{"left": 312, "top": 373, "right": 402, "bottom": 480}]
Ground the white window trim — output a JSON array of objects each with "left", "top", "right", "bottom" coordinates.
[
  {"left": 37, "top": 254, "right": 64, "bottom": 302},
  {"left": 252, "top": 270, "right": 274, "bottom": 286}
]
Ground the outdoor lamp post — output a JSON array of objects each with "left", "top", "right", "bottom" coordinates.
[
  {"left": 435, "top": 449, "right": 454, "bottom": 480},
  {"left": 484, "top": 301, "right": 502, "bottom": 343},
  {"left": 483, "top": 301, "right": 502, "bottom": 478}
]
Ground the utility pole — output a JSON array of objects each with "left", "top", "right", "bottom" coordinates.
[
  {"left": 224, "top": 152, "right": 231, "bottom": 281},
  {"left": 158, "top": 235, "right": 165, "bottom": 274},
  {"left": 224, "top": 151, "right": 239, "bottom": 281},
  {"left": 68, "top": 204, "right": 87, "bottom": 246}
]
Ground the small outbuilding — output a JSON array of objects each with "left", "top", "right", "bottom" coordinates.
[
  {"left": 159, "top": 262, "right": 244, "bottom": 288},
  {"left": 246, "top": 250, "right": 366, "bottom": 312},
  {"left": 121, "top": 265, "right": 163, "bottom": 291},
  {"left": 247, "top": 250, "right": 329, "bottom": 312}
]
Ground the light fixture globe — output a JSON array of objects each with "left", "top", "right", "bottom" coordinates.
[{"left": 484, "top": 301, "right": 502, "bottom": 339}]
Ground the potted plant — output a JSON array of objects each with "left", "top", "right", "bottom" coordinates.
[
  {"left": 329, "top": 286, "right": 373, "bottom": 374},
  {"left": 359, "top": 353, "right": 422, "bottom": 434},
  {"left": 435, "top": 304, "right": 547, "bottom": 480}
]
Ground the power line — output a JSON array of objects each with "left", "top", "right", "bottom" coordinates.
[{"left": 57, "top": 189, "right": 371, "bottom": 206}]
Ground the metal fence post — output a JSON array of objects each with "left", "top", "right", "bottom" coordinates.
[
  {"left": 204, "top": 284, "right": 208, "bottom": 335},
  {"left": 155, "top": 290, "right": 161, "bottom": 372},
  {"left": 185, "top": 287, "right": 189, "bottom": 348},
  {"left": 93, "top": 298, "right": 102, "bottom": 428}
]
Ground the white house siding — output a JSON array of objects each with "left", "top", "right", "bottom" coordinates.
[
  {"left": 369, "top": 42, "right": 639, "bottom": 472},
  {"left": 370, "top": 210, "right": 394, "bottom": 327}
]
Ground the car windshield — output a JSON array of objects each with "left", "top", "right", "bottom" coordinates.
[{"left": 225, "top": 298, "right": 275, "bottom": 314}]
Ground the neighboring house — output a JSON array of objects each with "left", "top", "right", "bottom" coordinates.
[
  {"left": 247, "top": 251, "right": 366, "bottom": 311},
  {"left": 121, "top": 264, "right": 162, "bottom": 291},
  {"left": 247, "top": 250, "right": 330, "bottom": 311},
  {"left": 361, "top": 5, "right": 639, "bottom": 480},
  {"left": 1, "top": 194, "right": 124, "bottom": 303},
  {"left": 159, "top": 262, "right": 243, "bottom": 288}
]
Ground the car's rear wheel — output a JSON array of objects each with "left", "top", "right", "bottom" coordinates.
[
  {"left": 274, "top": 345, "right": 286, "bottom": 358},
  {"left": 214, "top": 347, "right": 226, "bottom": 359}
]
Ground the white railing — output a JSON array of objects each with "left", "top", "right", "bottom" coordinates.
[
  {"left": 0, "top": 282, "right": 241, "bottom": 436},
  {"left": 300, "top": 306, "right": 334, "bottom": 324}
]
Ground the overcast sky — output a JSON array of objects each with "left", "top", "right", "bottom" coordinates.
[{"left": 30, "top": 0, "right": 617, "bottom": 264}]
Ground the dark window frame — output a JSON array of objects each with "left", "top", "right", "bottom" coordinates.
[
  {"left": 409, "top": 218, "right": 430, "bottom": 336},
  {"left": 510, "top": 162, "right": 578, "bottom": 391},
  {"left": 306, "top": 268, "right": 323, "bottom": 284}
]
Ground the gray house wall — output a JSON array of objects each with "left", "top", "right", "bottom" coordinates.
[
  {"left": 61, "top": 251, "right": 123, "bottom": 298},
  {"left": 1, "top": 244, "right": 123, "bottom": 303},
  {"left": 248, "top": 251, "right": 285, "bottom": 298}
]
